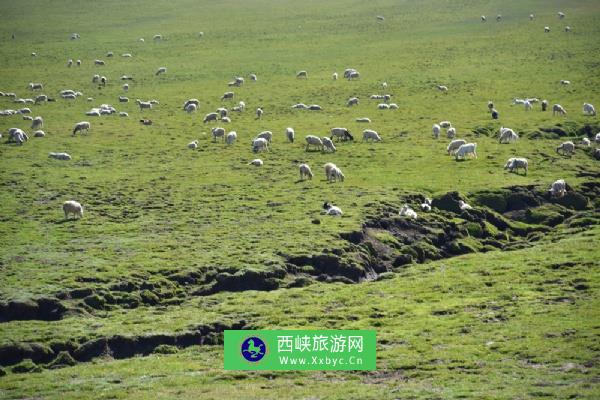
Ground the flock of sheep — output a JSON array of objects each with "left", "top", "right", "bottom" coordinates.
[{"left": 2, "top": 9, "right": 598, "bottom": 221}]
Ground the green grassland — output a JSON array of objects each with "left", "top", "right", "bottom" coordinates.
[{"left": 0, "top": 0, "right": 599, "bottom": 398}]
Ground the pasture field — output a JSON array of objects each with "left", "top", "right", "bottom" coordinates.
[{"left": 0, "top": 0, "right": 599, "bottom": 398}]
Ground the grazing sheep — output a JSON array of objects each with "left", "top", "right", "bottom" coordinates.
[
  {"left": 496, "top": 14, "right": 502, "bottom": 22},
  {"left": 122, "top": 83, "right": 129, "bottom": 91},
  {"left": 549, "top": 179, "right": 566, "bottom": 197},
  {"left": 155, "top": 67, "right": 167, "bottom": 76},
  {"left": 136, "top": 100, "right": 152, "bottom": 110},
  {"left": 222, "top": 91, "right": 234, "bottom": 100},
  {"left": 292, "top": 103, "right": 308, "bottom": 109},
  {"left": 256, "top": 130, "right": 273, "bottom": 143},
  {"left": 399, "top": 205, "right": 417, "bottom": 219},
  {"left": 459, "top": 200, "right": 473, "bottom": 210},
  {"left": 139, "top": 38, "right": 145, "bottom": 42},
  {"left": 185, "top": 103, "right": 197, "bottom": 113},
  {"left": 327, "top": 165, "right": 345, "bottom": 182},
  {"left": 49, "top": 152, "right": 71, "bottom": 160},
  {"left": 305, "top": 135, "right": 323, "bottom": 151},
  {"left": 188, "top": 140, "right": 198, "bottom": 149},
  {"left": 226, "top": 131, "right": 237, "bottom": 145},
  {"left": 541, "top": 100, "right": 548, "bottom": 111},
  {"left": 256, "top": 107, "right": 263, "bottom": 119},
  {"left": 439, "top": 121, "right": 452, "bottom": 128},
  {"left": 529, "top": 14, "right": 534, "bottom": 20},
  {"left": 580, "top": 138, "right": 591, "bottom": 147},
  {"left": 121, "top": 53, "right": 132, "bottom": 58},
  {"left": 455, "top": 143, "right": 477, "bottom": 160},
  {"left": 63, "top": 200, "right": 83, "bottom": 219},
  {"left": 378, "top": 103, "right": 390, "bottom": 109},
  {"left": 481, "top": 15, "right": 486, "bottom": 22},
  {"left": 85, "top": 109, "right": 101, "bottom": 117},
  {"left": 332, "top": 72, "right": 338, "bottom": 80},
  {"left": 67, "top": 59, "right": 73, "bottom": 67},
  {"left": 553, "top": 104, "right": 567, "bottom": 116},
  {"left": 299, "top": 163, "right": 313, "bottom": 180},
  {"left": 203, "top": 112, "right": 218, "bottom": 123},
  {"left": 308, "top": 104, "right": 322, "bottom": 111},
  {"left": 382, "top": 81, "right": 388, "bottom": 89},
  {"left": 347, "top": 97, "right": 359, "bottom": 106},
  {"left": 72, "top": 121, "right": 90, "bottom": 135},
  {"left": 556, "top": 141, "right": 575, "bottom": 156},
  {"left": 71, "top": 33, "right": 80, "bottom": 40},
  {"left": 330, "top": 127, "right": 354, "bottom": 141},
  {"left": 499, "top": 127, "right": 519, "bottom": 143},
  {"left": 558, "top": 11, "right": 565, "bottom": 19},
  {"left": 437, "top": 85, "right": 448, "bottom": 93},
  {"left": 34, "top": 95, "right": 48, "bottom": 104},
  {"left": 34, "top": 130, "right": 45, "bottom": 137},
  {"left": 212, "top": 127, "right": 226, "bottom": 142},
  {"left": 524, "top": 100, "right": 532, "bottom": 111},
  {"left": 432, "top": 123, "right": 441, "bottom": 139},
  {"left": 323, "top": 202, "right": 343, "bottom": 216},
  {"left": 8, "top": 128, "right": 29, "bottom": 145},
  {"left": 544, "top": 26, "right": 550, "bottom": 33},
  {"left": 356, "top": 117, "right": 371, "bottom": 123},
  {"left": 100, "top": 76, "right": 107, "bottom": 86},
  {"left": 362, "top": 129, "right": 382, "bottom": 142},
  {"left": 252, "top": 137, "right": 269, "bottom": 153},
  {"left": 237, "top": 101, "right": 246, "bottom": 111},
  {"left": 565, "top": 26, "right": 571, "bottom": 32},
  {"left": 491, "top": 109, "right": 499, "bottom": 119},
  {"left": 388, "top": 103, "right": 399, "bottom": 109},
  {"left": 119, "top": 96, "right": 129, "bottom": 103},
  {"left": 560, "top": 80, "right": 570, "bottom": 85},
  {"left": 322, "top": 137, "right": 336, "bottom": 152},
  {"left": 76, "top": 59, "right": 81, "bottom": 66},
  {"left": 421, "top": 198, "right": 432, "bottom": 212},
  {"left": 216, "top": 107, "right": 228, "bottom": 118},
  {"left": 31, "top": 52, "right": 37, "bottom": 57},
  {"left": 446, "top": 127, "right": 456, "bottom": 139},
  {"left": 92, "top": 75, "right": 100, "bottom": 83},
  {"left": 447, "top": 139, "right": 466, "bottom": 155},
  {"left": 28, "top": 82, "right": 43, "bottom": 91},
  {"left": 285, "top": 127, "right": 295, "bottom": 143},
  {"left": 250, "top": 73, "right": 257, "bottom": 81},
  {"left": 140, "top": 119, "right": 152, "bottom": 125},
  {"left": 119, "top": 112, "right": 128, "bottom": 117},
  {"left": 23, "top": 115, "right": 33, "bottom": 120},
  {"left": 31, "top": 116, "right": 43, "bottom": 129},
  {"left": 19, "top": 107, "right": 32, "bottom": 114},
  {"left": 504, "top": 157, "right": 528, "bottom": 175},
  {"left": 296, "top": 70, "right": 308, "bottom": 78},
  {"left": 221, "top": 116, "right": 231, "bottom": 123},
  {"left": 583, "top": 103, "right": 596, "bottom": 116},
  {"left": 94, "top": 59, "right": 105, "bottom": 66},
  {"left": 343, "top": 68, "right": 358, "bottom": 79},
  {"left": 153, "top": 34, "right": 162, "bottom": 41},
  {"left": 249, "top": 159, "right": 263, "bottom": 166},
  {"left": 376, "top": 15, "right": 385, "bottom": 21},
  {"left": 347, "top": 71, "right": 360, "bottom": 80}
]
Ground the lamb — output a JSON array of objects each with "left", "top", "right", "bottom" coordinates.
[
  {"left": 362, "top": 129, "right": 382, "bottom": 142},
  {"left": 455, "top": 143, "right": 477, "bottom": 160},
  {"left": 222, "top": 91, "right": 234, "bottom": 100},
  {"left": 237, "top": 101, "right": 246, "bottom": 111},
  {"left": 458, "top": 200, "right": 472, "bottom": 210},
  {"left": 203, "top": 112, "right": 218, "bottom": 123},
  {"left": 249, "top": 159, "right": 263, "bottom": 166},
  {"left": 100, "top": 76, "right": 107, "bottom": 86},
  {"left": 323, "top": 202, "right": 342, "bottom": 216},
  {"left": 556, "top": 141, "right": 575, "bottom": 156},
  {"left": 31, "top": 116, "right": 43, "bottom": 129},
  {"left": 549, "top": 179, "right": 566, "bottom": 198},
  {"left": 252, "top": 137, "right": 269, "bottom": 153},
  {"left": 565, "top": 26, "right": 571, "bottom": 32},
  {"left": 106, "top": 51, "right": 114, "bottom": 57},
  {"left": 529, "top": 14, "right": 534, "bottom": 20},
  {"left": 583, "top": 103, "right": 596, "bottom": 116},
  {"left": 296, "top": 70, "right": 308, "bottom": 78},
  {"left": 72, "top": 121, "right": 90, "bottom": 135},
  {"left": 389, "top": 103, "right": 399, "bottom": 109},
  {"left": 256, "top": 131, "right": 273, "bottom": 143},
  {"left": 504, "top": 157, "right": 528, "bottom": 175},
  {"left": 553, "top": 104, "right": 567, "bottom": 116},
  {"left": 63, "top": 200, "right": 83, "bottom": 219},
  {"left": 432, "top": 124, "right": 441, "bottom": 139},
  {"left": 524, "top": 100, "right": 532, "bottom": 111},
  {"left": 447, "top": 139, "right": 466, "bottom": 155},
  {"left": 499, "top": 127, "right": 518, "bottom": 143},
  {"left": 305, "top": 135, "right": 323, "bottom": 151},
  {"left": 285, "top": 127, "right": 295, "bottom": 143},
  {"left": 123, "top": 84, "right": 129, "bottom": 91},
  {"left": 347, "top": 97, "right": 359, "bottom": 106},
  {"left": 378, "top": 103, "right": 390, "bottom": 109},
  {"left": 76, "top": 59, "right": 81, "bottom": 66},
  {"left": 92, "top": 75, "right": 100, "bottom": 83},
  {"left": 496, "top": 14, "right": 502, "bottom": 22},
  {"left": 226, "top": 131, "right": 237, "bottom": 145},
  {"left": 322, "top": 137, "right": 336, "bottom": 152},
  {"left": 356, "top": 117, "right": 371, "bottom": 123},
  {"left": 487, "top": 101, "right": 494, "bottom": 110},
  {"left": 491, "top": 109, "right": 499, "bottom": 119},
  {"left": 299, "top": 163, "right": 313, "bottom": 180},
  {"left": 399, "top": 205, "right": 417, "bottom": 219},
  {"left": 446, "top": 127, "right": 456, "bottom": 139},
  {"left": 330, "top": 127, "right": 354, "bottom": 141},
  {"left": 439, "top": 121, "right": 452, "bottom": 128},
  {"left": 156, "top": 67, "right": 167, "bottom": 76},
  {"left": 481, "top": 15, "right": 486, "bottom": 22},
  {"left": 188, "top": 140, "right": 199, "bottom": 149},
  {"left": 49, "top": 152, "right": 71, "bottom": 160},
  {"left": 212, "top": 127, "right": 226, "bottom": 142}
]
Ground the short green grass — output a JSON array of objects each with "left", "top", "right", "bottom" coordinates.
[{"left": 1, "top": 0, "right": 599, "bottom": 398}]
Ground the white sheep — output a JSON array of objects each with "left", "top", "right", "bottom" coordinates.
[
  {"left": 327, "top": 165, "right": 345, "bottom": 182},
  {"left": 347, "top": 71, "right": 360, "bottom": 80},
  {"left": 256, "top": 107, "right": 263, "bottom": 119},
  {"left": 399, "top": 205, "right": 417, "bottom": 219},
  {"left": 389, "top": 103, "right": 398, "bottom": 109},
  {"left": 119, "top": 112, "right": 128, "bottom": 117},
  {"left": 85, "top": 109, "right": 101, "bottom": 117},
  {"left": 565, "top": 26, "right": 571, "bottom": 32},
  {"left": 504, "top": 157, "right": 528, "bottom": 175},
  {"left": 137, "top": 100, "right": 152, "bottom": 110},
  {"left": 285, "top": 127, "right": 295, "bottom": 143},
  {"left": 94, "top": 59, "right": 105, "bottom": 66},
  {"left": 67, "top": 59, "right": 73, "bottom": 67},
  {"left": 553, "top": 104, "right": 567, "bottom": 116},
  {"left": 252, "top": 137, "right": 269, "bottom": 153},
  {"left": 362, "top": 129, "right": 382, "bottom": 142},
  {"left": 121, "top": 53, "right": 132, "bottom": 57},
  {"left": 596, "top": 133, "right": 600, "bottom": 143},
  {"left": 250, "top": 74, "right": 257, "bottom": 81},
  {"left": 549, "top": 179, "right": 566, "bottom": 197},
  {"left": 34, "top": 94, "right": 47, "bottom": 105},
  {"left": 73, "top": 121, "right": 90, "bottom": 135},
  {"left": 558, "top": 11, "right": 565, "bottom": 19},
  {"left": 188, "top": 140, "right": 199, "bottom": 149},
  {"left": 212, "top": 127, "right": 226, "bottom": 142},
  {"left": 481, "top": 15, "right": 486, "bottom": 22},
  {"left": 332, "top": 72, "right": 338, "bottom": 80},
  {"left": 459, "top": 200, "right": 472, "bottom": 210},
  {"left": 556, "top": 141, "right": 575, "bottom": 156},
  {"left": 31, "top": 116, "right": 43, "bottom": 129},
  {"left": 308, "top": 105, "right": 322, "bottom": 111},
  {"left": 343, "top": 68, "right": 358, "bottom": 78},
  {"left": 420, "top": 198, "right": 432, "bottom": 212},
  {"left": 447, "top": 139, "right": 466, "bottom": 155},
  {"left": 305, "top": 135, "right": 323, "bottom": 151},
  {"left": 119, "top": 96, "right": 129, "bottom": 103},
  {"left": 529, "top": 14, "right": 534, "bottom": 20},
  {"left": 583, "top": 103, "right": 596, "bottom": 116},
  {"left": 299, "top": 163, "right": 313, "bottom": 180},
  {"left": 292, "top": 103, "right": 308, "bottom": 109},
  {"left": 560, "top": 80, "right": 570, "bottom": 85},
  {"left": 76, "top": 59, "right": 81, "bottom": 66},
  {"left": 63, "top": 201, "right": 83, "bottom": 219},
  {"left": 256, "top": 130, "right": 273, "bottom": 143},
  {"left": 203, "top": 112, "right": 218, "bottom": 123},
  {"left": 524, "top": 100, "right": 532, "bottom": 111},
  {"left": 249, "top": 159, "right": 264, "bottom": 166},
  {"left": 437, "top": 85, "right": 448, "bottom": 93},
  {"left": 221, "top": 116, "right": 231, "bottom": 123},
  {"left": 446, "top": 127, "right": 456, "bottom": 139},
  {"left": 122, "top": 83, "right": 129, "bottom": 92},
  {"left": 226, "top": 131, "right": 237, "bottom": 145},
  {"left": 216, "top": 107, "right": 228, "bottom": 118},
  {"left": 49, "top": 152, "right": 71, "bottom": 160},
  {"left": 455, "top": 143, "right": 477, "bottom": 160},
  {"left": 296, "top": 70, "right": 308, "bottom": 78},
  {"left": 347, "top": 97, "right": 359, "bottom": 106},
  {"left": 544, "top": 26, "right": 550, "bottom": 33},
  {"left": 439, "top": 121, "right": 452, "bottom": 128},
  {"left": 499, "top": 127, "right": 519, "bottom": 143},
  {"left": 222, "top": 91, "right": 234, "bottom": 100},
  {"left": 432, "top": 124, "right": 441, "bottom": 139},
  {"left": 155, "top": 67, "right": 167, "bottom": 76},
  {"left": 153, "top": 34, "right": 162, "bottom": 41},
  {"left": 580, "top": 138, "right": 591, "bottom": 147},
  {"left": 330, "top": 127, "right": 354, "bottom": 141},
  {"left": 28, "top": 82, "right": 43, "bottom": 90},
  {"left": 322, "top": 137, "right": 336, "bottom": 152},
  {"left": 356, "top": 117, "right": 371, "bottom": 123},
  {"left": 323, "top": 202, "right": 343, "bottom": 216},
  {"left": 185, "top": 103, "right": 197, "bottom": 113},
  {"left": 34, "top": 130, "right": 45, "bottom": 137}
]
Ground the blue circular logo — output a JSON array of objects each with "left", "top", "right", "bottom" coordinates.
[{"left": 240, "top": 336, "right": 266, "bottom": 362}]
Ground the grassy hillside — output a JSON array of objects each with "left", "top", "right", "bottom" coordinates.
[{"left": 0, "top": 0, "right": 599, "bottom": 398}]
